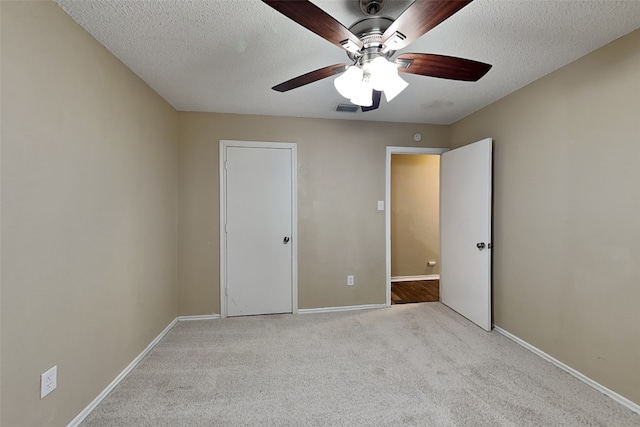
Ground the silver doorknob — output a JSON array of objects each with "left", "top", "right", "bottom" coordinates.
[
  {"left": 476, "top": 242, "right": 486, "bottom": 250},
  {"left": 283, "top": 237, "right": 290, "bottom": 244}
]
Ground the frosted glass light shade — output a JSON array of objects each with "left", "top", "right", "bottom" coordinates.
[
  {"left": 367, "top": 56, "right": 397, "bottom": 91},
  {"left": 334, "top": 66, "right": 363, "bottom": 99},
  {"left": 334, "top": 58, "right": 408, "bottom": 106},
  {"left": 350, "top": 80, "right": 373, "bottom": 106},
  {"left": 383, "top": 73, "right": 409, "bottom": 102}
]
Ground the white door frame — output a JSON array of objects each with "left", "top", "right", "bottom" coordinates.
[
  {"left": 385, "top": 146, "right": 448, "bottom": 307},
  {"left": 219, "top": 140, "right": 298, "bottom": 318}
]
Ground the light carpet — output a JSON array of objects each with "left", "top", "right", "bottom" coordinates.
[{"left": 81, "top": 303, "right": 639, "bottom": 426}]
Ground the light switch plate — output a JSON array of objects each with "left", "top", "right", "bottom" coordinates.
[{"left": 377, "top": 201, "right": 384, "bottom": 211}]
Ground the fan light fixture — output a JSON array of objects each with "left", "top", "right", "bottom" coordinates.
[{"left": 334, "top": 56, "right": 408, "bottom": 107}]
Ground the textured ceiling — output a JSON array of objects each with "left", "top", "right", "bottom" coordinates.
[{"left": 53, "top": 0, "right": 640, "bottom": 124}]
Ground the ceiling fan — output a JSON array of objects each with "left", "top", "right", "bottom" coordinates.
[{"left": 262, "top": 0, "right": 492, "bottom": 112}]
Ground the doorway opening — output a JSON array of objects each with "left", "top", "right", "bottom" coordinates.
[{"left": 385, "top": 147, "right": 447, "bottom": 306}]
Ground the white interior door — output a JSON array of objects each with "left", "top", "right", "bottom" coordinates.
[
  {"left": 223, "top": 143, "right": 294, "bottom": 317},
  {"left": 440, "top": 138, "right": 492, "bottom": 331}
]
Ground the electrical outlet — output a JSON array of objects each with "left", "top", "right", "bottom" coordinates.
[
  {"left": 41, "top": 366, "right": 57, "bottom": 399},
  {"left": 347, "top": 275, "right": 355, "bottom": 286}
]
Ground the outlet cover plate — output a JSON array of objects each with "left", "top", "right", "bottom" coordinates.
[{"left": 41, "top": 365, "right": 57, "bottom": 399}]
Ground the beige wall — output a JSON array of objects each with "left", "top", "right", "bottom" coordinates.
[
  {"left": 1, "top": 2, "right": 179, "bottom": 426},
  {"left": 450, "top": 29, "right": 640, "bottom": 405},
  {"left": 178, "top": 113, "right": 449, "bottom": 314},
  {"left": 391, "top": 154, "right": 440, "bottom": 276},
  {"left": 3, "top": 1, "right": 638, "bottom": 424}
]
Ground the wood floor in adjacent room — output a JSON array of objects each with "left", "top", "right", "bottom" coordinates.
[{"left": 391, "top": 279, "right": 439, "bottom": 304}]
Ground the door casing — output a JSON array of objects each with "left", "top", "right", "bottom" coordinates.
[{"left": 219, "top": 140, "right": 298, "bottom": 318}]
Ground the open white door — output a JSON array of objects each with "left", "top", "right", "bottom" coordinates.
[{"left": 440, "top": 138, "right": 492, "bottom": 331}]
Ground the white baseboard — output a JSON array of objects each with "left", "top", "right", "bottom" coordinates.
[
  {"left": 391, "top": 274, "right": 439, "bottom": 282},
  {"left": 298, "top": 304, "right": 386, "bottom": 314},
  {"left": 493, "top": 325, "right": 640, "bottom": 415},
  {"left": 67, "top": 318, "right": 178, "bottom": 427},
  {"left": 177, "top": 314, "right": 221, "bottom": 321}
]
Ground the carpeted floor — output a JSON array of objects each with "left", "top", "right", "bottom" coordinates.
[{"left": 81, "top": 303, "right": 639, "bottom": 426}]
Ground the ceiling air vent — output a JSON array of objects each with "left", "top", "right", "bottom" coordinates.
[{"left": 336, "top": 103, "right": 360, "bottom": 113}]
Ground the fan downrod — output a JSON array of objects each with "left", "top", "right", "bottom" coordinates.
[{"left": 360, "top": 0, "right": 386, "bottom": 16}]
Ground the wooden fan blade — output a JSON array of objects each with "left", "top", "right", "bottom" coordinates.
[
  {"left": 381, "top": 0, "right": 473, "bottom": 50},
  {"left": 263, "top": 1, "right": 363, "bottom": 52},
  {"left": 361, "top": 90, "right": 382, "bottom": 112},
  {"left": 396, "top": 53, "right": 491, "bottom": 81},
  {"left": 272, "top": 64, "right": 349, "bottom": 92}
]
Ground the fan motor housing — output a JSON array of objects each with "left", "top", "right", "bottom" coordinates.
[{"left": 347, "top": 16, "right": 395, "bottom": 62}]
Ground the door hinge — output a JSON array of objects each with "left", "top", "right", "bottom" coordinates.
[{"left": 225, "top": 287, "right": 228, "bottom": 296}]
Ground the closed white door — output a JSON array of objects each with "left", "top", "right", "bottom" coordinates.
[
  {"left": 440, "top": 138, "right": 492, "bottom": 331},
  {"left": 223, "top": 144, "right": 294, "bottom": 317}
]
